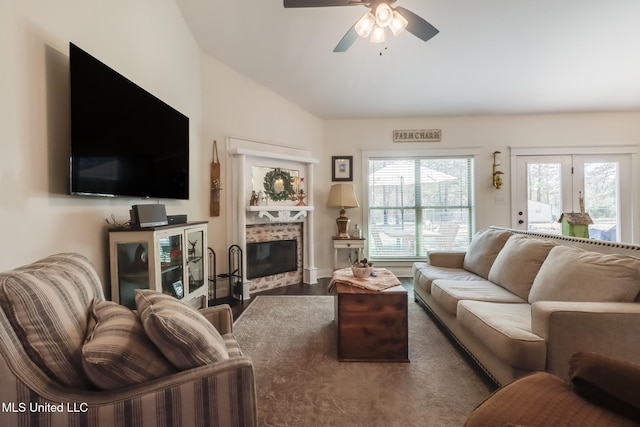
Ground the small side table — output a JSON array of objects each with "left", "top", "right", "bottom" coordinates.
[{"left": 332, "top": 237, "right": 365, "bottom": 269}]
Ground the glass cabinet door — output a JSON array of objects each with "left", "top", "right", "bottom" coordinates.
[
  {"left": 186, "top": 228, "right": 205, "bottom": 294},
  {"left": 158, "top": 233, "right": 185, "bottom": 299},
  {"left": 116, "top": 242, "right": 150, "bottom": 309}
]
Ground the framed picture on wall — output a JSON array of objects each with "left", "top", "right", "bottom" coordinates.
[{"left": 332, "top": 156, "right": 353, "bottom": 181}]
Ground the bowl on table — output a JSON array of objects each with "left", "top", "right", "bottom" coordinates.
[{"left": 351, "top": 263, "right": 373, "bottom": 278}]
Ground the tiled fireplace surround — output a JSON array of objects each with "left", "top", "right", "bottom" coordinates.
[
  {"left": 245, "top": 223, "right": 303, "bottom": 292},
  {"left": 227, "top": 137, "right": 319, "bottom": 299}
]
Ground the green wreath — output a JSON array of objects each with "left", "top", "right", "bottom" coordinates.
[{"left": 263, "top": 168, "right": 295, "bottom": 202}]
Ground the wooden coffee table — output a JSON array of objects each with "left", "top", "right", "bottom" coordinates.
[{"left": 333, "top": 281, "right": 409, "bottom": 362}]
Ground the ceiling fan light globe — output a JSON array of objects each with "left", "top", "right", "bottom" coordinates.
[
  {"left": 369, "top": 24, "right": 386, "bottom": 43},
  {"left": 389, "top": 10, "right": 408, "bottom": 36},
  {"left": 375, "top": 3, "right": 393, "bottom": 27},
  {"left": 355, "top": 12, "right": 375, "bottom": 38}
]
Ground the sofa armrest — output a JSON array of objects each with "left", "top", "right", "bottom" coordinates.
[
  {"left": 531, "top": 301, "right": 640, "bottom": 380},
  {"left": 427, "top": 251, "right": 466, "bottom": 268},
  {"left": 200, "top": 304, "right": 234, "bottom": 334}
]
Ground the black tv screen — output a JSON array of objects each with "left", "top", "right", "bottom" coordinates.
[{"left": 69, "top": 43, "right": 189, "bottom": 200}]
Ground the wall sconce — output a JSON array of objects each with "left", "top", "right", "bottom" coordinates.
[{"left": 492, "top": 151, "right": 504, "bottom": 189}]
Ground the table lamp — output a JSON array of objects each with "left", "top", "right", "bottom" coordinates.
[{"left": 327, "top": 183, "right": 360, "bottom": 239}]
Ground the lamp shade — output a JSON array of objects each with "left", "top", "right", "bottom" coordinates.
[
  {"left": 369, "top": 25, "right": 386, "bottom": 43},
  {"left": 389, "top": 10, "right": 408, "bottom": 36},
  {"left": 355, "top": 12, "right": 375, "bottom": 38},
  {"left": 327, "top": 184, "right": 359, "bottom": 209},
  {"left": 375, "top": 3, "right": 393, "bottom": 27}
]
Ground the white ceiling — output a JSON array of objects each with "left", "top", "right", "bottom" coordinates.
[{"left": 175, "top": 0, "right": 640, "bottom": 119}]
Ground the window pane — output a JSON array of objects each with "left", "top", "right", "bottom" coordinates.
[
  {"left": 526, "top": 162, "right": 562, "bottom": 234},
  {"left": 584, "top": 162, "right": 618, "bottom": 241},
  {"left": 419, "top": 158, "right": 471, "bottom": 207},
  {"left": 368, "top": 157, "right": 473, "bottom": 258}
]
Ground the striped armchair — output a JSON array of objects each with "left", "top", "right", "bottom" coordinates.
[{"left": 0, "top": 253, "right": 257, "bottom": 427}]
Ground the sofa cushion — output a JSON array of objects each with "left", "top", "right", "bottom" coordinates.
[
  {"left": 431, "top": 280, "right": 526, "bottom": 316},
  {"left": 135, "top": 290, "right": 229, "bottom": 370},
  {"left": 488, "top": 234, "right": 556, "bottom": 300},
  {"left": 82, "top": 300, "right": 176, "bottom": 390},
  {"left": 413, "top": 262, "right": 486, "bottom": 295},
  {"left": 528, "top": 245, "right": 640, "bottom": 303},
  {"left": 0, "top": 253, "right": 103, "bottom": 388},
  {"left": 457, "top": 300, "right": 546, "bottom": 370},
  {"left": 463, "top": 229, "right": 512, "bottom": 279}
]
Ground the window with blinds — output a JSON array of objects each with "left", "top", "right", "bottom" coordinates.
[{"left": 367, "top": 157, "right": 474, "bottom": 258}]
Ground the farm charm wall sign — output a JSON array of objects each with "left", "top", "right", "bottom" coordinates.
[{"left": 393, "top": 129, "right": 442, "bottom": 143}]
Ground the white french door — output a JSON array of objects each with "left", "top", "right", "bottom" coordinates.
[{"left": 513, "top": 150, "right": 635, "bottom": 243}]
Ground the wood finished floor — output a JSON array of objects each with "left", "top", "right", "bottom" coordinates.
[{"left": 219, "top": 276, "right": 414, "bottom": 320}]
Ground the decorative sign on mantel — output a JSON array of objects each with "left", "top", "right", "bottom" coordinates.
[{"left": 393, "top": 129, "right": 442, "bottom": 143}]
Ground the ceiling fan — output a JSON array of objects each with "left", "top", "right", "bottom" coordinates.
[{"left": 283, "top": 0, "right": 439, "bottom": 52}]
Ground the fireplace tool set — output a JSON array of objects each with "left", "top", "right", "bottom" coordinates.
[{"left": 208, "top": 245, "right": 244, "bottom": 305}]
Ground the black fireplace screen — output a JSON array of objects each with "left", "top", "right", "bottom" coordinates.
[{"left": 246, "top": 239, "right": 298, "bottom": 279}]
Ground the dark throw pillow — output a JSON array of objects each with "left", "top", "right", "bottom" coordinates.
[{"left": 569, "top": 352, "right": 640, "bottom": 422}]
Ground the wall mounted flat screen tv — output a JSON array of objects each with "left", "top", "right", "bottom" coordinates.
[{"left": 69, "top": 42, "right": 189, "bottom": 200}]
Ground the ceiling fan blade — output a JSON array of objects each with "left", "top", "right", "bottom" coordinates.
[
  {"left": 333, "top": 24, "right": 359, "bottom": 52},
  {"left": 284, "top": 0, "right": 356, "bottom": 7},
  {"left": 395, "top": 6, "right": 439, "bottom": 42}
]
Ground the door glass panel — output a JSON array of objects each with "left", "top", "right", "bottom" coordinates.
[
  {"left": 526, "top": 162, "right": 562, "bottom": 235},
  {"left": 186, "top": 229, "right": 205, "bottom": 293},
  {"left": 159, "top": 234, "right": 184, "bottom": 299},
  {"left": 116, "top": 242, "right": 149, "bottom": 309},
  {"left": 515, "top": 153, "right": 631, "bottom": 243},
  {"left": 583, "top": 161, "right": 618, "bottom": 241}
]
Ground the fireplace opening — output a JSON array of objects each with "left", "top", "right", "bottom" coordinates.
[{"left": 246, "top": 239, "right": 298, "bottom": 279}]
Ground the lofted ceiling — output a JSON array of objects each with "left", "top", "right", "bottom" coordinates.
[{"left": 175, "top": 0, "right": 640, "bottom": 119}]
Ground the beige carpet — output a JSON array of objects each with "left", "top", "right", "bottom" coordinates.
[{"left": 234, "top": 295, "right": 493, "bottom": 427}]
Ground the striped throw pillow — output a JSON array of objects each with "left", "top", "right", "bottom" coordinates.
[
  {"left": 223, "top": 333, "right": 244, "bottom": 358},
  {"left": 0, "top": 253, "right": 103, "bottom": 388},
  {"left": 82, "top": 300, "right": 176, "bottom": 390},
  {"left": 135, "top": 290, "right": 229, "bottom": 370}
]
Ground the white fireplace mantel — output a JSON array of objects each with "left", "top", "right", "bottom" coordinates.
[
  {"left": 226, "top": 137, "right": 319, "bottom": 295},
  {"left": 228, "top": 147, "right": 315, "bottom": 164},
  {"left": 246, "top": 206, "right": 314, "bottom": 223}
]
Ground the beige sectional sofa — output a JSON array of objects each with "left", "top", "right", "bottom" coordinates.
[{"left": 412, "top": 226, "right": 640, "bottom": 386}]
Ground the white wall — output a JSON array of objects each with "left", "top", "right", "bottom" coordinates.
[
  {"left": 2, "top": 1, "right": 640, "bottom": 284},
  {"left": 199, "top": 54, "right": 323, "bottom": 275},
  {"left": 0, "top": 0, "right": 203, "bottom": 289},
  {"left": 0, "top": 0, "right": 323, "bottom": 293},
  {"left": 318, "top": 113, "right": 640, "bottom": 273}
]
